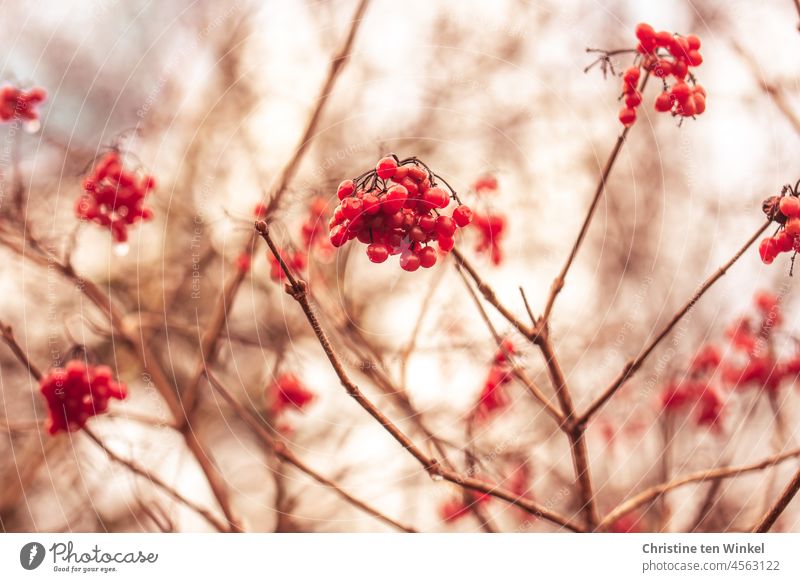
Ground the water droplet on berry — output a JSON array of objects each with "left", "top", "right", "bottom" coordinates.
[
  {"left": 113, "top": 242, "right": 130, "bottom": 257},
  {"left": 24, "top": 119, "right": 41, "bottom": 134}
]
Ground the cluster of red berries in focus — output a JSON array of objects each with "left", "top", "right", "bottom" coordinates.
[
  {"left": 616, "top": 24, "right": 706, "bottom": 127},
  {"left": 474, "top": 338, "right": 515, "bottom": 422},
  {"left": 329, "top": 156, "right": 473, "bottom": 272},
  {"left": 759, "top": 181, "right": 800, "bottom": 266},
  {"left": 0, "top": 85, "right": 46, "bottom": 124},
  {"left": 76, "top": 151, "right": 155, "bottom": 243},
  {"left": 267, "top": 373, "right": 315, "bottom": 416},
  {"left": 39, "top": 360, "right": 127, "bottom": 435}
]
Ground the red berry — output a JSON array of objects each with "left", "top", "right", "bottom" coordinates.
[
  {"left": 780, "top": 196, "right": 800, "bottom": 218},
  {"left": 376, "top": 156, "right": 398, "bottom": 180},
  {"left": 625, "top": 91, "right": 642, "bottom": 108},
  {"left": 400, "top": 252, "right": 420, "bottom": 272},
  {"left": 383, "top": 185, "right": 408, "bottom": 213},
  {"left": 452, "top": 205, "right": 473, "bottom": 227},
  {"left": 775, "top": 230, "right": 794, "bottom": 252},
  {"left": 423, "top": 186, "right": 450, "bottom": 209},
  {"left": 418, "top": 214, "right": 436, "bottom": 232},
  {"left": 337, "top": 179, "right": 355, "bottom": 200},
  {"left": 437, "top": 235, "right": 455, "bottom": 252},
  {"left": 619, "top": 107, "right": 637, "bottom": 127},
  {"left": 341, "top": 196, "right": 363, "bottom": 219},
  {"left": 418, "top": 246, "right": 437, "bottom": 268},
  {"left": 654, "top": 92, "right": 673, "bottom": 112},
  {"left": 759, "top": 237, "right": 777, "bottom": 264},
  {"left": 686, "top": 34, "right": 701, "bottom": 50},
  {"left": 786, "top": 218, "right": 800, "bottom": 237},
  {"left": 670, "top": 83, "right": 691, "bottom": 103},
  {"left": 435, "top": 215, "right": 457, "bottom": 237},
  {"left": 367, "top": 243, "right": 389, "bottom": 263},
  {"left": 687, "top": 50, "right": 703, "bottom": 67}
]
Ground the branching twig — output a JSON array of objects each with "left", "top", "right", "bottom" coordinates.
[
  {"left": 255, "top": 220, "right": 585, "bottom": 532},
  {"left": 754, "top": 465, "right": 800, "bottom": 532},
  {"left": 577, "top": 219, "right": 771, "bottom": 425},
  {"left": 600, "top": 446, "right": 800, "bottom": 530}
]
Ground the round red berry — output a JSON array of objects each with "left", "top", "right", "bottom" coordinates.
[
  {"left": 376, "top": 156, "right": 398, "bottom": 180},
  {"left": 367, "top": 243, "right": 389, "bottom": 263},
  {"left": 423, "top": 186, "right": 450, "bottom": 209},
  {"left": 341, "top": 196, "right": 363, "bottom": 219},
  {"left": 419, "top": 246, "right": 437, "bottom": 268},
  {"left": 780, "top": 196, "right": 800, "bottom": 218},
  {"left": 619, "top": 107, "right": 637, "bottom": 127},
  {"left": 400, "top": 252, "right": 420, "bottom": 272},
  {"left": 452, "top": 205, "right": 473, "bottom": 227},
  {"left": 337, "top": 179, "right": 355, "bottom": 200}
]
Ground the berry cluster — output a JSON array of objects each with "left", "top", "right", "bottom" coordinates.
[
  {"left": 0, "top": 85, "right": 46, "bottom": 124},
  {"left": 759, "top": 181, "right": 800, "bottom": 265},
  {"left": 267, "top": 373, "right": 315, "bottom": 415},
  {"left": 473, "top": 212, "right": 507, "bottom": 266},
  {"left": 474, "top": 338, "right": 515, "bottom": 422},
  {"left": 39, "top": 360, "right": 127, "bottom": 435},
  {"left": 657, "top": 291, "right": 800, "bottom": 431},
  {"left": 615, "top": 24, "right": 706, "bottom": 127},
  {"left": 76, "top": 151, "right": 155, "bottom": 243},
  {"left": 329, "top": 156, "right": 473, "bottom": 272}
]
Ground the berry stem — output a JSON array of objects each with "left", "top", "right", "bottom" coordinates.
[{"left": 0, "top": 322, "right": 42, "bottom": 381}]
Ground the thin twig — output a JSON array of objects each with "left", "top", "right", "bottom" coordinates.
[
  {"left": 599, "top": 446, "right": 800, "bottom": 530},
  {"left": 577, "top": 220, "right": 771, "bottom": 425},
  {"left": 0, "top": 322, "right": 42, "bottom": 381},
  {"left": 754, "top": 465, "right": 800, "bottom": 532},
  {"left": 541, "top": 72, "right": 650, "bottom": 323},
  {"left": 203, "top": 368, "right": 415, "bottom": 532},
  {"left": 82, "top": 427, "right": 228, "bottom": 532},
  {"left": 255, "top": 221, "right": 584, "bottom": 532}
]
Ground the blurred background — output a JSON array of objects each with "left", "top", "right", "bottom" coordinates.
[{"left": 1, "top": 0, "right": 800, "bottom": 532}]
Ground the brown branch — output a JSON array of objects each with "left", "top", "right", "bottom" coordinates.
[
  {"left": 599, "top": 446, "right": 800, "bottom": 530},
  {"left": 0, "top": 229, "right": 241, "bottom": 532},
  {"left": 203, "top": 368, "right": 416, "bottom": 532},
  {"left": 754, "top": 465, "right": 800, "bottom": 532},
  {"left": 82, "top": 427, "right": 229, "bottom": 532},
  {"left": 452, "top": 260, "right": 564, "bottom": 425},
  {"left": 0, "top": 322, "right": 42, "bottom": 381},
  {"left": 577, "top": 219, "right": 771, "bottom": 425},
  {"left": 537, "top": 332, "right": 598, "bottom": 528},
  {"left": 255, "top": 221, "right": 584, "bottom": 532},
  {"left": 180, "top": 0, "right": 372, "bottom": 416},
  {"left": 542, "top": 73, "right": 650, "bottom": 322}
]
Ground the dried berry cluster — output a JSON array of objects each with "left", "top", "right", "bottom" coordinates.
[
  {"left": 39, "top": 360, "right": 127, "bottom": 435},
  {"left": 659, "top": 292, "right": 800, "bottom": 431},
  {"left": 267, "top": 372, "right": 315, "bottom": 415},
  {"left": 0, "top": 85, "right": 46, "bottom": 123},
  {"left": 329, "top": 156, "right": 473, "bottom": 272},
  {"left": 474, "top": 338, "right": 515, "bottom": 422},
  {"left": 759, "top": 181, "right": 800, "bottom": 265},
  {"left": 76, "top": 151, "right": 156, "bottom": 243},
  {"left": 618, "top": 24, "right": 706, "bottom": 127}
]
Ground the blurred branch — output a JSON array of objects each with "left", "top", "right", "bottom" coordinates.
[
  {"left": 0, "top": 321, "right": 42, "bottom": 381},
  {"left": 730, "top": 40, "right": 800, "bottom": 135},
  {"left": 181, "top": 0, "right": 373, "bottom": 417},
  {"left": 203, "top": 368, "right": 416, "bottom": 532},
  {"left": 82, "top": 427, "right": 229, "bottom": 532},
  {"left": 754, "top": 466, "right": 800, "bottom": 532},
  {"left": 577, "top": 219, "right": 772, "bottom": 425},
  {"left": 600, "top": 446, "right": 800, "bottom": 530}
]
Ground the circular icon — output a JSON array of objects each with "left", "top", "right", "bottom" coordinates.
[{"left": 19, "top": 542, "right": 45, "bottom": 570}]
